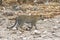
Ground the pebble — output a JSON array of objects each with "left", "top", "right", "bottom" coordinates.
[
  {"left": 23, "top": 37, "right": 27, "bottom": 40},
  {"left": 31, "top": 30, "right": 41, "bottom": 35}
]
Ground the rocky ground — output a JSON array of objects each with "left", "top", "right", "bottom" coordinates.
[{"left": 0, "top": 2, "right": 60, "bottom": 40}]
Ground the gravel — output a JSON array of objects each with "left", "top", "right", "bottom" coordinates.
[{"left": 0, "top": 15, "right": 60, "bottom": 40}]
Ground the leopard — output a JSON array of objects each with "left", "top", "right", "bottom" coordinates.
[{"left": 7, "top": 15, "right": 45, "bottom": 31}]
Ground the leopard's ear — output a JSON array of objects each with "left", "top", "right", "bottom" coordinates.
[{"left": 0, "top": 0, "right": 2, "bottom": 5}]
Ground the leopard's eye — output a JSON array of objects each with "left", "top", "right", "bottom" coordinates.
[{"left": 40, "top": 15, "right": 42, "bottom": 17}]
